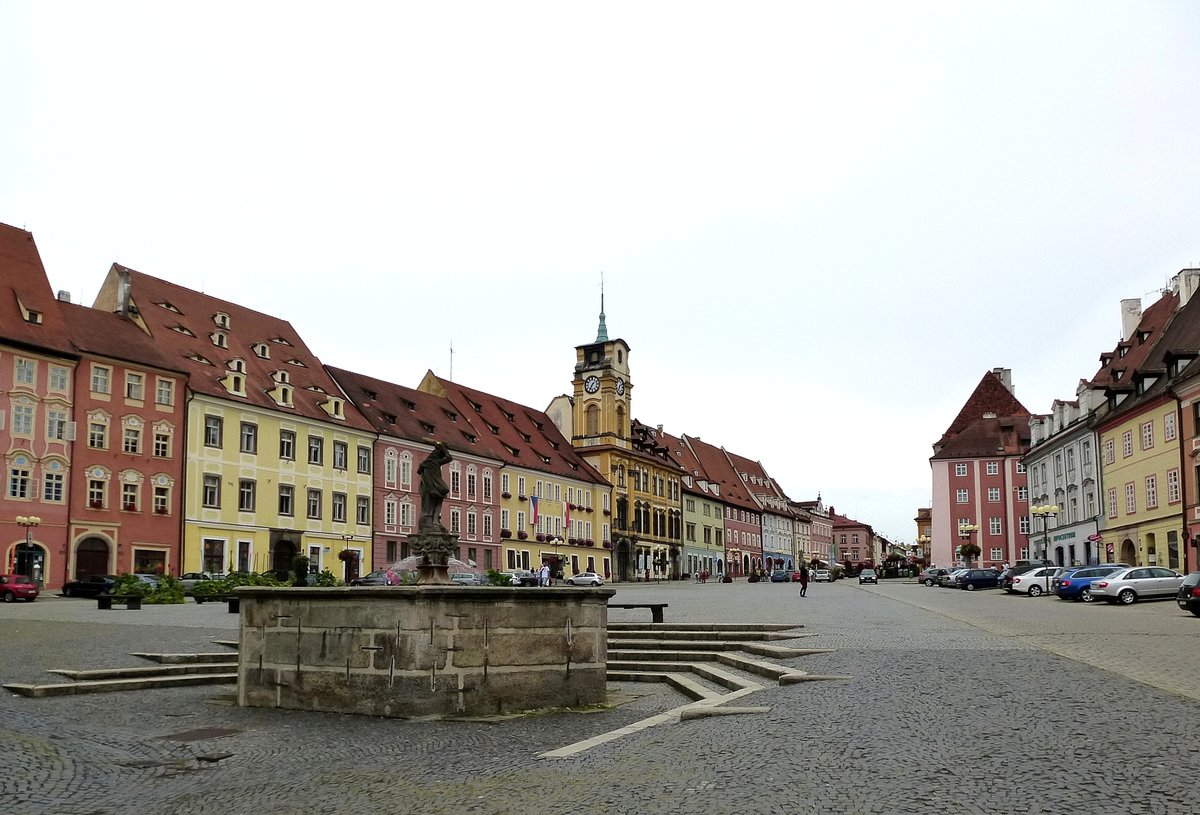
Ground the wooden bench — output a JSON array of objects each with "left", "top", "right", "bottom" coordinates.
[
  {"left": 97, "top": 594, "right": 142, "bottom": 611},
  {"left": 194, "top": 594, "right": 240, "bottom": 613},
  {"left": 608, "top": 602, "right": 668, "bottom": 623}
]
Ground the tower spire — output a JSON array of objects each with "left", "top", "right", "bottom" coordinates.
[{"left": 595, "top": 272, "right": 609, "bottom": 342}]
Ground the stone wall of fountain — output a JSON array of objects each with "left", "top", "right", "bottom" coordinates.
[{"left": 236, "top": 585, "right": 614, "bottom": 718}]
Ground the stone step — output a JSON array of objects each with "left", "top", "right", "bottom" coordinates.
[
  {"left": 607, "top": 623, "right": 801, "bottom": 632},
  {"left": 608, "top": 660, "right": 756, "bottom": 692},
  {"left": 607, "top": 629, "right": 804, "bottom": 641},
  {"left": 47, "top": 663, "right": 235, "bottom": 681},
  {"left": 608, "top": 639, "right": 832, "bottom": 658},
  {"left": 604, "top": 671, "right": 720, "bottom": 701},
  {"left": 3, "top": 673, "right": 236, "bottom": 698},
  {"left": 130, "top": 652, "right": 238, "bottom": 664}
]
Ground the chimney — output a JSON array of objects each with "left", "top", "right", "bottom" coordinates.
[
  {"left": 1178, "top": 269, "right": 1200, "bottom": 308},
  {"left": 56, "top": 290, "right": 71, "bottom": 303},
  {"left": 1120, "top": 298, "right": 1143, "bottom": 341},
  {"left": 117, "top": 268, "right": 132, "bottom": 317},
  {"left": 991, "top": 367, "right": 1013, "bottom": 394}
]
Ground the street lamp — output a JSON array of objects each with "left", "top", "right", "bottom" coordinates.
[
  {"left": 916, "top": 534, "right": 931, "bottom": 564},
  {"left": 14, "top": 515, "right": 41, "bottom": 585},
  {"left": 550, "top": 537, "right": 564, "bottom": 584},
  {"left": 1030, "top": 504, "right": 1059, "bottom": 594},
  {"left": 957, "top": 523, "right": 980, "bottom": 567}
]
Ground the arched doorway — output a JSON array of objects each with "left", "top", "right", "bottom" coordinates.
[
  {"left": 15, "top": 543, "right": 47, "bottom": 588},
  {"left": 616, "top": 538, "right": 633, "bottom": 582},
  {"left": 75, "top": 537, "right": 110, "bottom": 578},
  {"left": 1119, "top": 538, "right": 1136, "bottom": 565}
]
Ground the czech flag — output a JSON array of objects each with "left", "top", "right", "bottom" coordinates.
[
  {"left": 563, "top": 501, "right": 571, "bottom": 535},
  {"left": 529, "top": 495, "right": 539, "bottom": 527}
]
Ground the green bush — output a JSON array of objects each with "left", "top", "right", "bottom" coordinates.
[
  {"left": 114, "top": 573, "right": 185, "bottom": 604},
  {"left": 292, "top": 555, "right": 310, "bottom": 587},
  {"left": 193, "top": 570, "right": 286, "bottom": 597},
  {"left": 485, "top": 568, "right": 514, "bottom": 586},
  {"left": 313, "top": 568, "right": 339, "bottom": 587}
]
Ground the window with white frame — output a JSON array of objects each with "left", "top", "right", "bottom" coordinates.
[
  {"left": 153, "top": 485, "right": 169, "bottom": 514},
  {"left": 153, "top": 431, "right": 170, "bottom": 458},
  {"left": 1168, "top": 468, "right": 1181, "bottom": 504},
  {"left": 331, "top": 492, "right": 347, "bottom": 522},
  {"left": 400, "top": 501, "right": 414, "bottom": 527},
  {"left": 88, "top": 420, "right": 107, "bottom": 449},
  {"left": 47, "top": 410, "right": 67, "bottom": 440},
  {"left": 384, "top": 499, "right": 397, "bottom": 526},
  {"left": 1124, "top": 482, "right": 1136, "bottom": 514},
  {"left": 956, "top": 489, "right": 968, "bottom": 503},
  {"left": 483, "top": 471, "right": 493, "bottom": 501},
  {"left": 990, "top": 517, "right": 1002, "bottom": 535},
  {"left": 12, "top": 404, "right": 33, "bottom": 435},
  {"left": 1165, "top": 412, "right": 1177, "bottom": 442},
  {"left": 43, "top": 468, "right": 64, "bottom": 502},
  {"left": 333, "top": 441, "right": 347, "bottom": 470},
  {"left": 450, "top": 508, "right": 460, "bottom": 534},
  {"left": 1016, "top": 486, "right": 1028, "bottom": 501},
  {"left": 357, "top": 446, "right": 371, "bottom": 474},
  {"left": 986, "top": 462, "right": 999, "bottom": 475},
  {"left": 467, "top": 511, "right": 477, "bottom": 537},
  {"left": 451, "top": 466, "right": 461, "bottom": 497},
  {"left": 125, "top": 372, "right": 144, "bottom": 400},
  {"left": 987, "top": 487, "right": 1000, "bottom": 502},
  {"left": 385, "top": 453, "right": 397, "bottom": 486},
  {"left": 49, "top": 365, "right": 69, "bottom": 390},
  {"left": 518, "top": 476, "right": 526, "bottom": 496},
  {"left": 1107, "top": 488, "right": 1118, "bottom": 518},
  {"left": 123, "top": 425, "right": 141, "bottom": 454},
  {"left": 1145, "top": 475, "right": 1158, "bottom": 509},
  {"left": 356, "top": 495, "right": 370, "bottom": 525},
  {"left": 483, "top": 512, "right": 493, "bottom": 538},
  {"left": 467, "top": 470, "right": 477, "bottom": 501},
  {"left": 500, "top": 508, "right": 510, "bottom": 530},
  {"left": 8, "top": 462, "right": 31, "bottom": 499},
  {"left": 204, "top": 415, "right": 223, "bottom": 447},
  {"left": 1141, "top": 421, "right": 1154, "bottom": 450},
  {"left": 400, "top": 455, "right": 412, "bottom": 489},
  {"left": 87, "top": 478, "right": 105, "bottom": 507},
  {"left": 155, "top": 377, "right": 174, "bottom": 406},
  {"left": 1018, "top": 516, "right": 1030, "bottom": 534},
  {"left": 14, "top": 358, "right": 35, "bottom": 384},
  {"left": 202, "top": 474, "right": 221, "bottom": 507},
  {"left": 502, "top": 473, "right": 510, "bottom": 495},
  {"left": 307, "top": 488, "right": 322, "bottom": 519},
  {"left": 239, "top": 479, "right": 256, "bottom": 512},
  {"left": 1122, "top": 430, "right": 1133, "bottom": 457},
  {"left": 990, "top": 548, "right": 1003, "bottom": 561},
  {"left": 91, "top": 365, "right": 111, "bottom": 394}
]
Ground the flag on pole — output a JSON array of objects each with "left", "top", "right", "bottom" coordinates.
[
  {"left": 563, "top": 501, "right": 571, "bottom": 536},
  {"left": 529, "top": 495, "right": 540, "bottom": 527}
]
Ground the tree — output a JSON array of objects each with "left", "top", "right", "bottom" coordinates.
[{"left": 958, "top": 542, "right": 981, "bottom": 566}]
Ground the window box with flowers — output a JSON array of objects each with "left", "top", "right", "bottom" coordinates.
[
  {"left": 123, "top": 503, "right": 137, "bottom": 512},
  {"left": 500, "top": 529, "right": 512, "bottom": 538},
  {"left": 155, "top": 507, "right": 169, "bottom": 515},
  {"left": 517, "top": 530, "right": 528, "bottom": 540},
  {"left": 517, "top": 494, "right": 527, "bottom": 502},
  {"left": 338, "top": 549, "right": 357, "bottom": 562},
  {"left": 603, "top": 540, "right": 612, "bottom": 549},
  {"left": 501, "top": 492, "right": 512, "bottom": 499},
  {"left": 603, "top": 509, "right": 611, "bottom": 516},
  {"left": 536, "top": 533, "right": 546, "bottom": 542},
  {"left": 89, "top": 500, "right": 103, "bottom": 509},
  {"left": 585, "top": 506, "right": 593, "bottom": 513},
  {"left": 584, "top": 539, "right": 594, "bottom": 547}
]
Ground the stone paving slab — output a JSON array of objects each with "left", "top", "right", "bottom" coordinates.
[{"left": 2, "top": 580, "right": 1198, "bottom": 814}]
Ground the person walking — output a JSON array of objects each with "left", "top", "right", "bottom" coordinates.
[{"left": 798, "top": 565, "right": 809, "bottom": 597}]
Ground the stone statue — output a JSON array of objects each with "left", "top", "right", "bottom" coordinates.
[{"left": 417, "top": 442, "right": 452, "bottom": 533}]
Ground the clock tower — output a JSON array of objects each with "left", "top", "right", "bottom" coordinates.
[{"left": 571, "top": 293, "right": 630, "bottom": 449}]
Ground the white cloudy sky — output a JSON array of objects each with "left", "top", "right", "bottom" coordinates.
[{"left": 4, "top": 2, "right": 1200, "bottom": 544}]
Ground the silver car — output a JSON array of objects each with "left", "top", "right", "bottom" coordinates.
[{"left": 1089, "top": 567, "right": 1185, "bottom": 605}]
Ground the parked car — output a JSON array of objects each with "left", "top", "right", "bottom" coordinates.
[
  {"left": 1176, "top": 572, "right": 1200, "bottom": 616},
  {"left": 955, "top": 569, "right": 1001, "bottom": 591},
  {"left": 1054, "top": 565, "right": 1124, "bottom": 602},
  {"left": 566, "top": 571, "right": 604, "bottom": 587},
  {"left": 811, "top": 569, "right": 833, "bottom": 583},
  {"left": 999, "top": 561, "right": 1054, "bottom": 591},
  {"left": 351, "top": 570, "right": 401, "bottom": 586},
  {"left": 1090, "top": 567, "right": 1186, "bottom": 605},
  {"left": 501, "top": 570, "right": 538, "bottom": 587},
  {"left": 938, "top": 569, "right": 970, "bottom": 588},
  {"left": 859, "top": 568, "right": 878, "bottom": 585},
  {"left": 0, "top": 574, "right": 38, "bottom": 602},
  {"left": 450, "top": 572, "right": 485, "bottom": 586},
  {"left": 179, "top": 572, "right": 225, "bottom": 593},
  {"left": 1008, "top": 566, "right": 1059, "bottom": 596},
  {"left": 769, "top": 571, "right": 792, "bottom": 583},
  {"left": 918, "top": 567, "right": 953, "bottom": 587},
  {"left": 60, "top": 574, "right": 116, "bottom": 598}
]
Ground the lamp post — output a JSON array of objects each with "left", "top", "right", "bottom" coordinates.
[
  {"left": 916, "top": 534, "right": 931, "bottom": 564},
  {"left": 1030, "top": 504, "right": 1059, "bottom": 595},
  {"left": 14, "top": 515, "right": 41, "bottom": 586},
  {"left": 550, "top": 536, "right": 564, "bottom": 584},
  {"left": 957, "top": 523, "right": 980, "bottom": 567}
]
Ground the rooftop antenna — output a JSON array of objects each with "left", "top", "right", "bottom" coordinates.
[{"left": 449, "top": 340, "right": 454, "bottom": 381}]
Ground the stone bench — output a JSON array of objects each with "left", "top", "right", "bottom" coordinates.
[
  {"left": 97, "top": 594, "right": 142, "bottom": 611},
  {"left": 608, "top": 602, "right": 668, "bottom": 623},
  {"left": 194, "top": 594, "right": 240, "bottom": 613}
]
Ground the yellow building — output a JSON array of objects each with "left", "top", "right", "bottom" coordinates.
[
  {"left": 547, "top": 307, "right": 684, "bottom": 581},
  {"left": 94, "top": 265, "right": 377, "bottom": 579}
]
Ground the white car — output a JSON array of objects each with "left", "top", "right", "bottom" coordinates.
[
  {"left": 1089, "top": 567, "right": 1185, "bottom": 605},
  {"left": 1007, "top": 566, "right": 1058, "bottom": 596},
  {"left": 566, "top": 572, "right": 604, "bottom": 586},
  {"left": 811, "top": 569, "right": 832, "bottom": 582}
]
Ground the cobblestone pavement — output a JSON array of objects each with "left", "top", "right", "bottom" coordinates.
[{"left": 2, "top": 580, "right": 1198, "bottom": 814}]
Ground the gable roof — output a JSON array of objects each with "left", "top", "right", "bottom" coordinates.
[
  {"left": 327, "top": 365, "right": 501, "bottom": 463},
  {"left": 658, "top": 428, "right": 716, "bottom": 497},
  {"left": 420, "top": 372, "right": 609, "bottom": 486},
  {"left": 0, "top": 223, "right": 75, "bottom": 355},
  {"left": 91, "top": 264, "right": 374, "bottom": 431},
  {"left": 1089, "top": 289, "right": 1178, "bottom": 392},
  {"left": 939, "top": 369, "right": 1031, "bottom": 445},
  {"left": 724, "top": 448, "right": 791, "bottom": 509},
  {"left": 679, "top": 434, "right": 760, "bottom": 511}
]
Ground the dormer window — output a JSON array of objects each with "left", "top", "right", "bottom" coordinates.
[
  {"left": 155, "top": 301, "right": 181, "bottom": 313},
  {"left": 24, "top": 308, "right": 43, "bottom": 325},
  {"left": 1119, "top": 346, "right": 1128, "bottom": 358},
  {"left": 211, "top": 331, "right": 228, "bottom": 349},
  {"left": 188, "top": 354, "right": 214, "bottom": 366},
  {"left": 273, "top": 370, "right": 290, "bottom": 384},
  {"left": 222, "top": 372, "right": 246, "bottom": 397},
  {"left": 306, "top": 385, "right": 326, "bottom": 393},
  {"left": 269, "top": 382, "right": 294, "bottom": 407},
  {"left": 213, "top": 312, "right": 230, "bottom": 329},
  {"left": 229, "top": 359, "right": 246, "bottom": 374},
  {"left": 444, "top": 410, "right": 458, "bottom": 422},
  {"left": 286, "top": 358, "right": 306, "bottom": 367},
  {"left": 253, "top": 343, "right": 270, "bottom": 359},
  {"left": 170, "top": 324, "right": 195, "bottom": 337},
  {"left": 271, "top": 337, "right": 294, "bottom": 346},
  {"left": 320, "top": 396, "right": 345, "bottom": 419}
]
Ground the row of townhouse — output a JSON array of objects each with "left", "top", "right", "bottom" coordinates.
[
  {"left": 1026, "top": 270, "right": 1200, "bottom": 573},
  {"left": 3, "top": 222, "right": 852, "bottom": 590},
  {"left": 929, "top": 268, "right": 1200, "bottom": 574}
]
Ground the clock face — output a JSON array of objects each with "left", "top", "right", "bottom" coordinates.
[
  {"left": 616, "top": 379, "right": 626, "bottom": 395},
  {"left": 584, "top": 376, "right": 600, "bottom": 394}
]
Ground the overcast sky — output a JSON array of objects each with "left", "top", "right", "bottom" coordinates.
[{"left": 4, "top": 2, "right": 1200, "bottom": 545}]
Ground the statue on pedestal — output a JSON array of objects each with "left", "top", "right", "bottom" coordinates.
[{"left": 412, "top": 442, "right": 457, "bottom": 585}]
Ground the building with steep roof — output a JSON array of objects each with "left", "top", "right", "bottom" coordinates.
[
  {"left": 678, "top": 434, "right": 762, "bottom": 577},
  {"left": 793, "top": 496, "right": 832, "bottom": 566},
  {"left": 1, "top": 224, "right": 77, "bottom": 589},
  {"left": 1089, "top": 272, "right": 1200, "bottom": 570},
  {"left": 419, "top": 372, "right": 612, "bottom": 579},
  {"left": 660, "top": 427, "right": 726, "bottom": 578},
  {"left": 725, "top": 448, "right": 796, "bottom": 572},
  {"left": 929, "top": 368, "right": 1032, "bottom": 568},
  {"left": 829, "top": 507, "right": 875, "bottom": 568},
  {"left": 92, "top": 264, "right": 378, "bottom": 580}
]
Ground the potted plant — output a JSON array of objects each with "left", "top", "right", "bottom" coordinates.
[
  {"left": 338, "top": 549, "right": 356, "bottom": 562},
  {"left": 603, "top": 541, "right": 612, "bottom": 549},
  {"left": 517, "top": 530, "right": 528, "bottom": 540},
  {"left": 518, "top": 494, "right": 527, "bottom": 501},
  {"left": 501, "top": 491, "right": 512, "bottom": 499},
  {"left": 500, "top": 529, "right": 512, "bottom": 538}
]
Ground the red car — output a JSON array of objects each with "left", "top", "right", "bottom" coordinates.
[{"left": 0, "top": 574, "right": 39, "bottom": 602}]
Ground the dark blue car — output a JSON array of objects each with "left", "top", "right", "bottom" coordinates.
[
  {"left": 1054, "top": 565, "right": 1124, "bottom": 602},
  {"left": 955, "top": 569, "right": 1001, "bottom": 591}
]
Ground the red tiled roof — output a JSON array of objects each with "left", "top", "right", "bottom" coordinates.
[
  {"left": 1089, "top": 289, "right": 1177, "bottom": 389},
  {"left": 678, "top": 434, "right": 760, "bottom": 511},
  {"left": 724, "top": 448, "right": 791, "bottom": 503},
  {"left": 933, "top": 415, "right": 1032, "bottom": 459},
  {"left": 939, "top": 371, "right": 1031, "bottom": 444},
  {"left": 62, "top": 302, "right": 184, "bottom": 373},
  {"left": 0, "top": 224, "right": 74, "bottom": 355},
  {"left": 92, "top": 264, "right": 374, "bottom": 431},
  {"left": 658, "top": 428, "right": 711, "bottom": 494},
  {"left": 422, "top": 373, "right": 609, "bottom": 486},
  {"left": 327, "top": 366, "right": 501, "bottom": 462}
]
